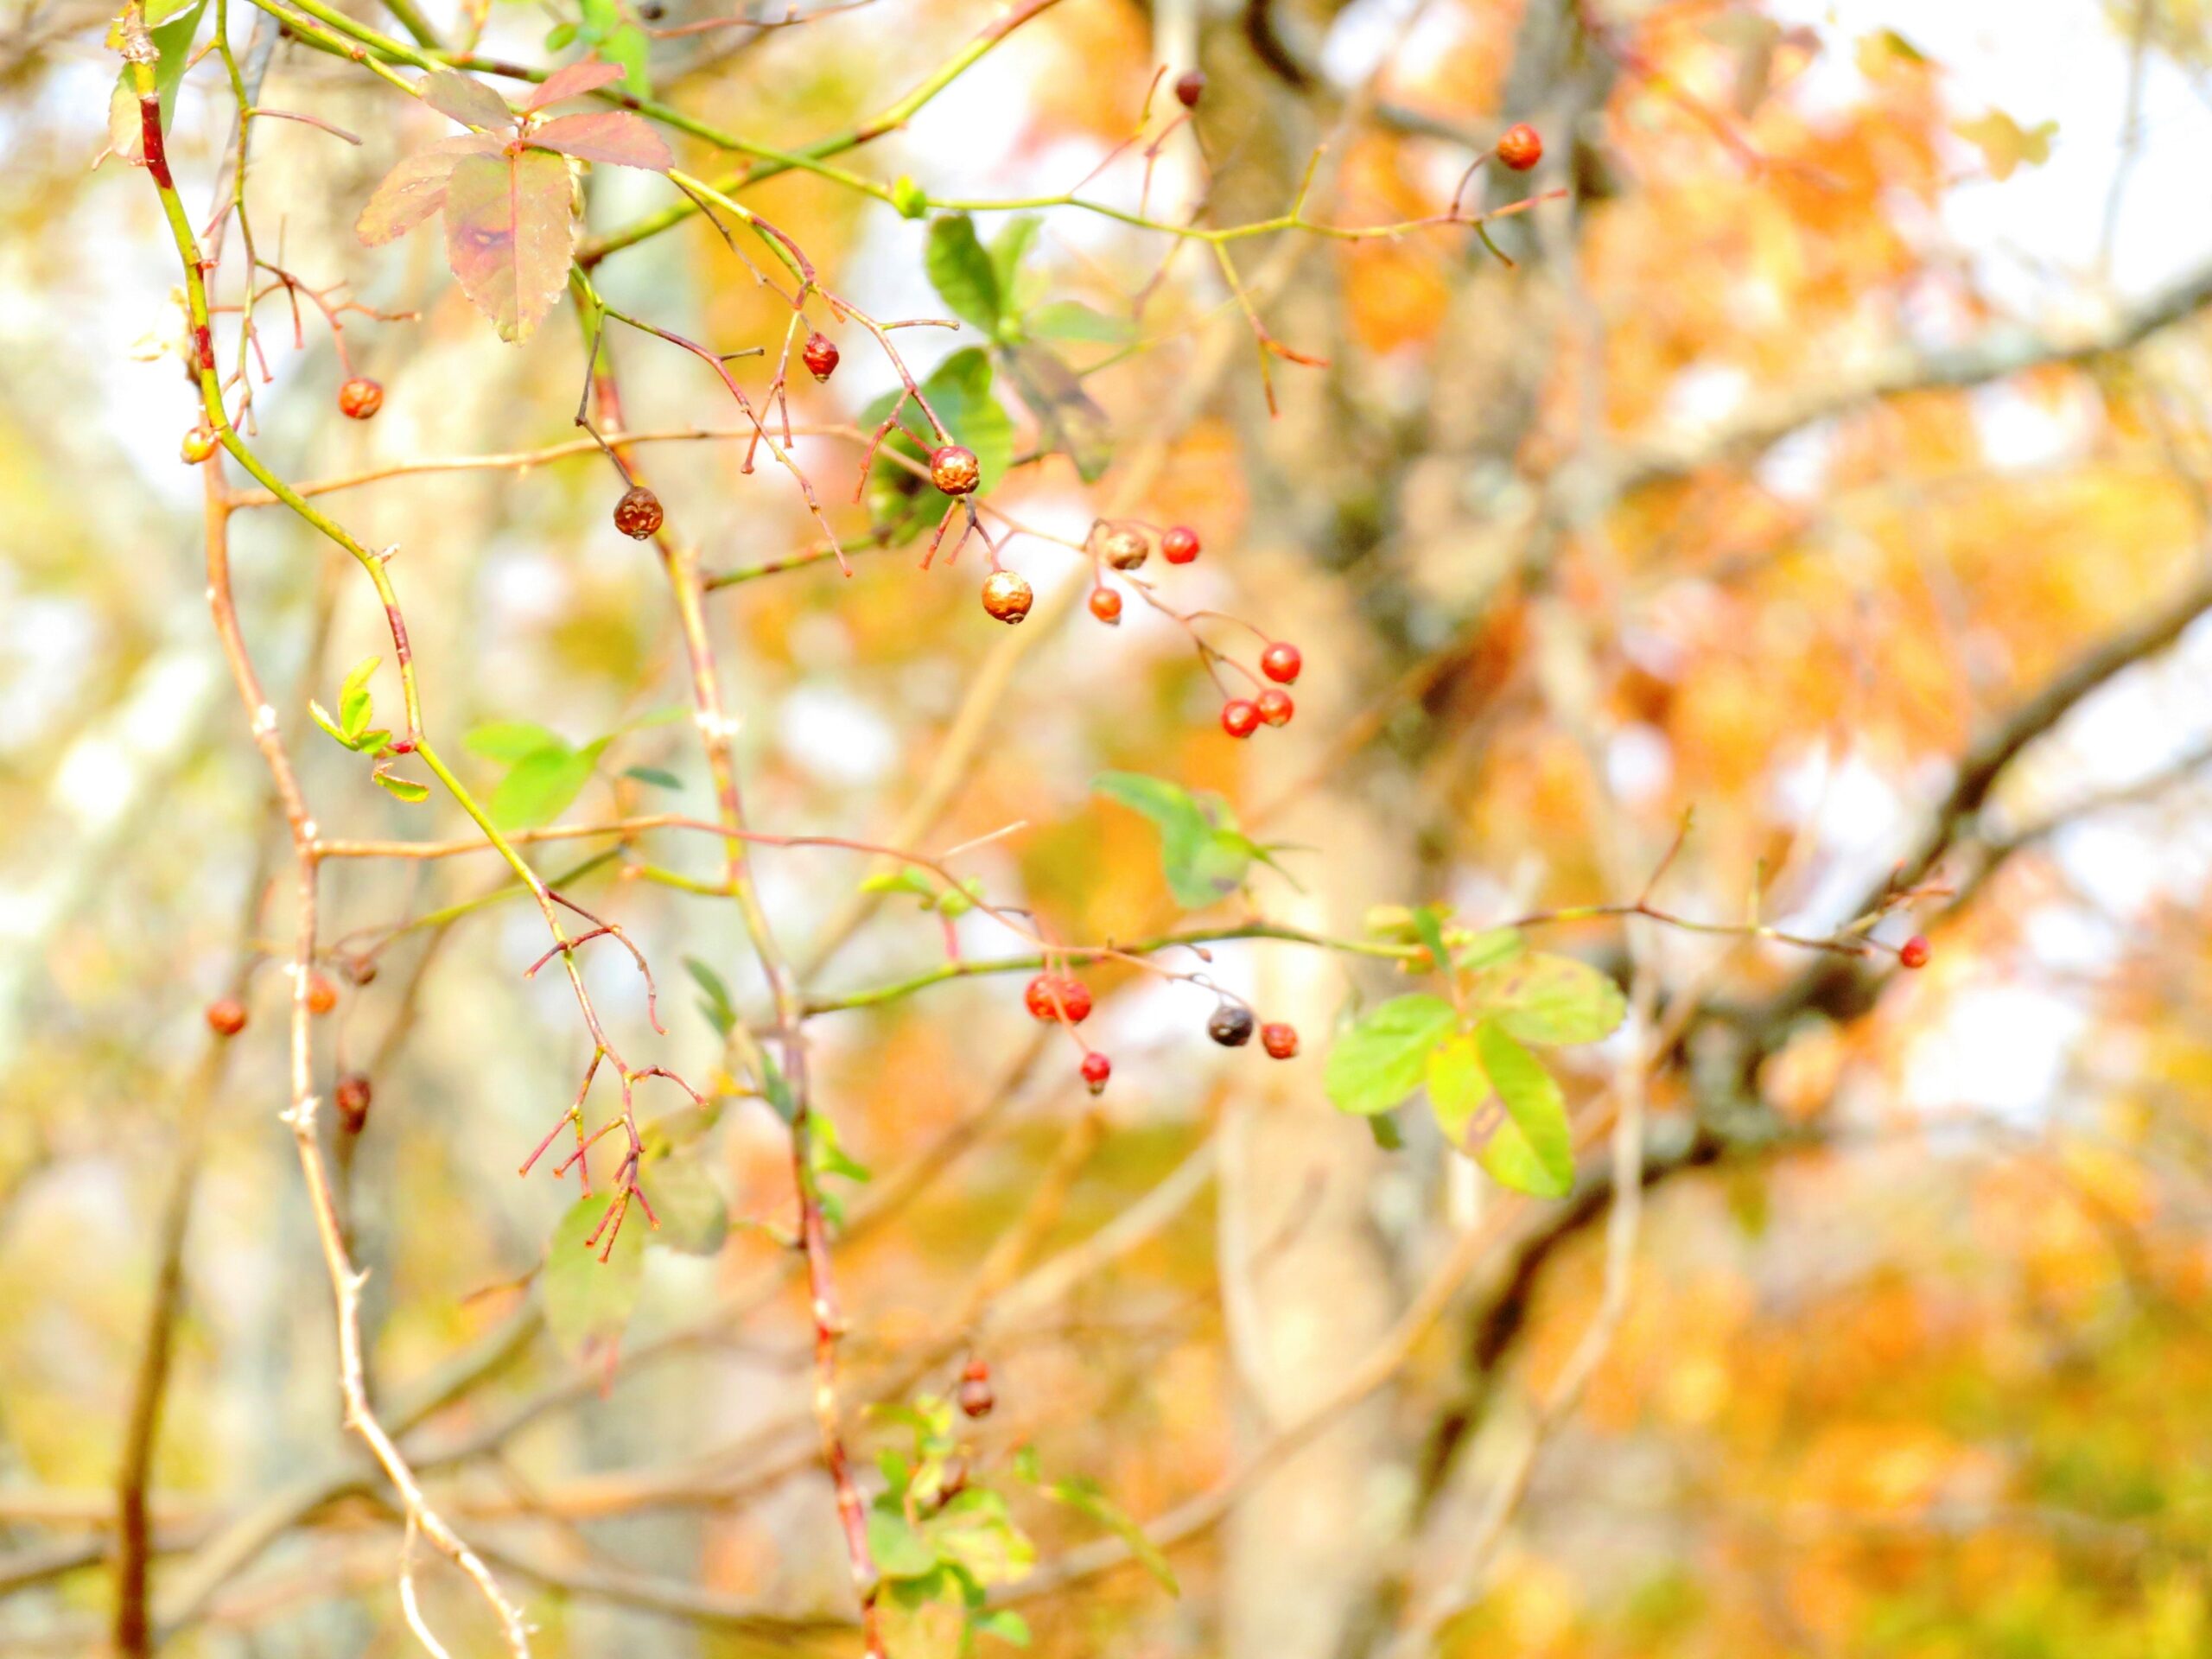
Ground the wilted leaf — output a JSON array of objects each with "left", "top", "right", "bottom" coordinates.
[
  {"left": 542, "top": 1193, "right": 645, "bottom": 1359},
  {"left": 422, "top": 68, "right": 514, "bottom": 130},
  {"left": 1471, "top": 952, "right": 1625, "bottom": 1046},
  {"left": 1473, "top": 1023, "right": 1573, "bottom": 1198},
  {"left": 1002, "top": 342, "right": 1113, "bottom": 482},
  {"left": 1325, "top": 994, "right": 1457, "bottom": 1116},
  {"left": 529, "top": 110, "right": 671, "bottom": 170},
  {"left": 356, "top": 134, "right": 505, "bottom": 245},
  {"left": 524, "top": 57, "right": 629, "bottom": 110},
  {"left": 925, "top": 214, "right": 1001, "bottom": 334},
  {"left": 443, "top": 147, "right": 575, "bottom": 343}
]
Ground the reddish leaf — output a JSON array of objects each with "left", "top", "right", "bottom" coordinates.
[
  {"left": 421, "top": 68, "right": 513, "bottom": 130},
  {"left": 527, "top": 111, "right": 671, "bottom": 171},
  {"left": 524, "top": 59, "right": 629, "bottom": 111},
  {"left": 443, "top": 148, "right": 574, "bottom": 343},
  {"left": 355, "top": 133, "right": 503, "bottom": 245}
]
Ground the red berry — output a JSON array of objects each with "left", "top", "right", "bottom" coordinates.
[
  {"left": 1090, "top": 587, "right": 1123, "bottom": 626},
  {"left": 1261, "top": 642, "right": 1302, "bottom": 684},
  {"left": 958, "top": 1357, "right": 995, "bottom": 1418},
  {"left": 1174, "top": 68, "right": 1206, "bottom": 108},
  {"left": 1221, "top": 699, "right": 1261, "bottom": 739},
  {"left": 1261, "top": 1022, "right": 1299, "bottom": 1059},
  {"left": 802, "top": 332, "right": 840, "bottom": 382},
  {"left": 206, "top": 997, "right": 248, "bottom": 1037},
  {"left": 334, "top": 1073, "right": 372, "bottom": 1133},
  {"left": 931, "top": 444, "right": 981, "bottom": 496},
  {"left": 981, "top": 569, "right": 1033, "bottom": 624},
  {"left": 1023, "top": 974, "right": 1092, "bottom": 1025},
  {"left": 1160, "top": 525, "right": 1201, "bottom": 564},
  {"left": 1899, "top": 935, "right": 1932, "bottom": 970},
  {"left": 1255, "top": 688, "right": 1294, "bottom": 728},
  {"left": 1497, "top": 123, "right": 1542, "bottom": 171},
  {"left": 305, "top": 971, "right": 339, "bottom": 1016},
  {"left": 338, "top": 376, "right": 384, "bottom": 420},
  {"left": 613, "top": 485, "right": 664, "bottom": 539},
  {"left": 1080, "top": 1052, "right": 1111, "bottom": 1095}
]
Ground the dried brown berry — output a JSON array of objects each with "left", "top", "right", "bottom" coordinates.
[
  {"left": 1174, "top": 69, "right": 1206, "bottom": 108},
  {"left": 1497, "top": 123, "right": 1542, "bottom": 171},
  {"left": 1024, "top": 974, "right": 1093, "bottom": 1025},
  {"left": 338, "top": 376, "right": 384, "bottom": 420},
  {"left": 1261, "top": 1021, "right": 1299, "bottom": 1059},
  {"left": 613, "top": 485, "right": 664, "bottom": 539},
  {"left": 1256, "top": 688, "right": 1294, "bottom": 728},
  {"left": 334, "top": 1073, "right": 372, "bottom": 1133},
  {"left": 931, "top": 444, "right": 982, "bottom": 496},
  {"left": 206, "top": 997, "right": 248, "bottom": 1038},
  {"left": 1207, "top": 1004, "right": 1255, "bottom": 1047},
  {"left": 1089, "top": 587, "right": 1123, "bottom": 625},
  {"left": 1098, "top": 524, "right": 1149, "bottom": 570},
  {"left": 1161, "top": 525, "right": 1201, "bottom": 564},
  {"left": 1221, "top": 699, "right": 1261, "bottom": 739},
  {"left": 981, "top": 569, "right": 1033, "bottom": 624},
  {"left": 1081, "top": 1052, "right": 1111, "bottom": 1094},
  {"left": 305, "top": 971, "right": 339, "bottom": 1016},
  {"left": 802, "top": 332, "right": 840, "bottom": 382}
]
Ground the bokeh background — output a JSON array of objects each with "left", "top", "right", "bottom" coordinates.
[{"left": 10, "top": 0, "right": 2212, "bottom": 1653}]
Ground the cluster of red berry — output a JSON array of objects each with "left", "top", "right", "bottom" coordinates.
[
  {"left": 1221, "top": 640, "right": 1300, "bottom": 738},
  {"left": 1023, "top": 970, "right": 1298, "bottom": 1095},
  {"left": 1085, "top": 520, "right": 1201, "bottom": 625}
]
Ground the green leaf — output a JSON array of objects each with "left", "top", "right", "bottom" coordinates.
[
  {"left": 1411, "top": 905, "right": 1451, "bottom": 975},
  {"left": 759, "top": 1052, "right": 797, "bottom": 1122},
  {"left": 1471, "top": 953, "right": 1625, "bottom": 1046},
  {"left": 1324, "top": 995, "right": 1457, "bottom": 1116},
  {"left": 924, "top": 1490, "right": 1034, "bottom": 1586},
  {"left": 466, "top": 720, "right": 566, "bottom": 762},
  {"left": 988, "top": 214, "right": 1040, "bottom": 305},
  {"left": 879, "top": 1567, "right": 966, "bottom": 1659},
  {"left": 1367, "top": 1112, "right": 1406, "bottom": 1151},
  {"left": 1424, "top": 1031, "right": 1493, "bottom": 1148},
  {"left": 490, "top": 743, "right": 596, "bottom": 830},
  {"left": 683, "top": 957, "right": 735, "bottom": 1038},
  {"left": 308, "top": 699, "right": 350, "bottom": 749},
  {"left": 860, "top": 347, "right": 1016, "bottom": 502},
  {"left": 1455, "top": 926, "right": 1525, "bottom": 971},
  {"left": 375, "top": 772, "right": 431, "bottom": 803},
  {"left": 622, "top": 765, "right": 682, "bottom": 789},
  {"left": 644, "top": 1154, "right": 728, "bottom": 1255},
  {"left": 1046, "top": 1477, "right": 1177, "bottom": 1595},
  {"left": 1026, "top": 301, "right": 1133, "bottom": 343},
  {"left": 868, "top": 1498, "right": 941, "bottom": 1581},
  {"left": 338, "top": 655, "right": 378, "bottom": 741},
  {"left": 1092, "top": 772, "right": 1256, "bottom": 910},
  {"left": 924, "top": 215, "right": 1001, "bottom": 335},
  {"left": 1472, "top": 1023, "right": 1573, "bottom": 1198},
  {"left": 108, "top": 0, "right": 208, "bottom": 163},
  {"left": 543, "top": 20, "right": 578, "bottom": 49},
  {"left": 974, "top": 1608, "right": 1032, "bottom": 1648},
  {"left": 542, "top": 1193, "right": 645, "bottom": 1359}
]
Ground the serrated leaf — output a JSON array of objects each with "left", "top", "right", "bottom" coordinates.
[
  {"left": 1026, "top": 301, "right": 1132, "bottom": 343},
  {"left": 375, "top": 771, "right": 430, "bottom": 803},
  {"left": 529, "top": 110, "right": 671, "bottom": 170},
  {"left": 338, "top": 655, "right": 378, "bottom": 741},
  {"left": 308, "top": 699, "right": 350, "bottom": 748},
  {"left": 490, "top": 742, "right": 596, "bottom": 829},
  {"left": 925, "top": 215, "right": 1001, "bottom": 334},
  {"left": 423, "top": 69, "right": 514, "bottom": 130},
  {"left": 356, "top": 134, "right": 505, "bottom": 245},
  {"left": 1424, "top": 1031, "right": 1492, "bottom": 1148},
  {"left": 1471, "top": 953, "right": 1625, "bottom": 1046},
  {"left": 1472, "top": 1023, "right": 1573, "bottom": 1198},
  {"left": 542, "top": 1193, "right": 645, "bottom": 1359},
  {"left": 1046, "top": 1478, "right": 1177, "bottom": 1595},
  {"left": 1324, "top": 995, "right": 1457, "bottom": 1116},
  {"left": 925, "top": 1490, "right": 1034, "bottom": 1587},
  {"left": 524, "top": 57, "right": 628, "bottom": 110},
  {"left": 444, "top": 147, "right": 574, "bottom": 343},
  {"left": 868, "top": 1498, "right": 940, "bottom": 1581},
  {"left": 645, "top": 1154, "right": 728, "bottom": 1255}
]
